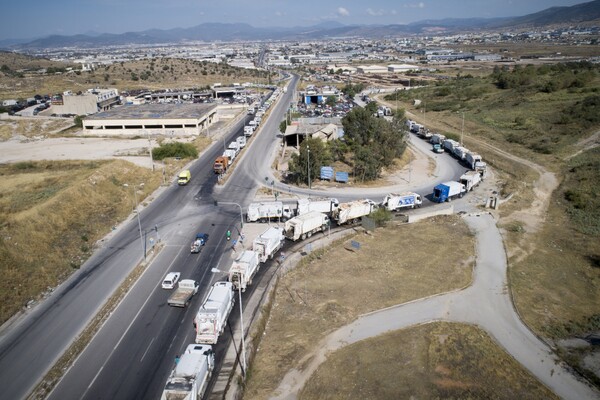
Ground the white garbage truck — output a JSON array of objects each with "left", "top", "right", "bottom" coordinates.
[
  {"left": 160, "top": 344, "right": 214, "bottom": 400},
  {"left": 252, "top": 227, "right": 284, "bottom": 263},
  {"left": 296, "top": 197, "right": 339, "bottom": 216},
  {"left": 333, "top": 199, "right": 378, "bottom": 225},
  {"left": 246, "top": 201, "right": 293, "bottom": 222},
  {"left": 460, "top": 170, "right": 483, "bottom": 192},
  {"left": 381, "top": 192, "right": 422, "bottom": 211},
  {"left": 284, "top": 211, "right": 329, "bottom": 241},
  {"left": 228, "top": 250, "right": 260, "bottom": 291},
  {"left": 194, "top": 281, "right": 235, "bottom": 344}
]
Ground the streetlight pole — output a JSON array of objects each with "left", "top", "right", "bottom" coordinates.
[
  {"left": 237, "top": 281, "right": 247, "bottom": 379},
  {"left": 307, "top": 145, "right": 311, "bottom": 189},
  {"left": 124, "top": 183, "right": 145, "bottom": 261},
  {"left": 215, "top": 201, "right": 244, "bottom": 230},
  {"left": 210, "top": 268, "right": 246, "bottom": 379},
  {"left": 461, "top": 112, "right": 465, "bottom": 146}
]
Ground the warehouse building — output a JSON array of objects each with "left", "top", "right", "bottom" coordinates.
[{"left": 82, "top": 103, "right": 218, "bottom": 137}]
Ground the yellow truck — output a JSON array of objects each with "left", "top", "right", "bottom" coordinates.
[{"left": 178, "top": 170, "right": 191, "bottom": 185}]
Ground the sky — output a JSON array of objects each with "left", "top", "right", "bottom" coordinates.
[{"left": 0, "top": 0, "right": 590, "bottom": 40}]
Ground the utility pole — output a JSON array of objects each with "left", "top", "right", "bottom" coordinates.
[{"left": 146, "top": 130, "right": 154, "bottom": 171}]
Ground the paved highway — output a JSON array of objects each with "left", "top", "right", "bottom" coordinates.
[
  {"left": 47, "top": 81, "right": 299, "bottom": 400},
  {"left": 0, "top": 73, "right": 466, "bottom": 400}
]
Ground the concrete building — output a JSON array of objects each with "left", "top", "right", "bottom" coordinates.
[
  {"left": 283, "top": 123, "right": 339, "bottom": 147},
  {"left": 82, "top": 103, "right": 218, "bottom": 137},
  {"left": 51, "top": 88, "right": 120, "bottom": 116}
]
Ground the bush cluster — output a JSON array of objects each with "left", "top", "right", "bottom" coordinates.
[{"left": 151, "top": 142, "right": 198, "bottom": 160}]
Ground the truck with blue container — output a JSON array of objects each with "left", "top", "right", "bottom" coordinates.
[{"left": 432, "top": 181, "right": 466, "bottom": 203}]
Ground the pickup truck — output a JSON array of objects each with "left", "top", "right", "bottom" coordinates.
[
  {"left": 168, "top": 279, "right": 199, "bottom": 307},
  {"left": 191, "top": 233, "right": 208, "bottom": 253}
]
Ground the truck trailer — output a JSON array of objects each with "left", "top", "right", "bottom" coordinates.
[
  {"left": 194, "top": 281, "right": 235, "bottom": 344},
  {"left": 168, "top": 279, "right": 200, "bottom": 308},
  {"left": 333, "top": 199, "right": 377, "bottom": 225},
  {"left": 296, "top": 197, "right": 340, "bottom": 216},
  {"left": 381, "top": 192, "right": 422, "bottom": 211},
  {"left": 228, "top": 250, "right": 260, "bottom": 291},
  {"left": 253, "top": 227, "right": 284, "bottom": 263},
  {"left": 160, "top": 344, "right": 214, "bottom": 400},
  {"left": 452, "top": 146, "right": 469, "bottom": 161},
  {"left": 443, "top": 139, "right": 460, "bottom": 153},
  {"left": 460, "top": 170, "right": 483, "bottom": 192},
  {"left": 222, "top": 149, "right": 236, "bottom": 165},
  {"left": 246, "top": 201, "right": 293, "bottom": 222},
  {"left": 432, "top": 181, "right": 466, "bottom": 203},
  {"left": 430, "top": 133, "right": 446, "bottom": 145},
  {"left": 284, "top": 211, "right": 329, "bottom": 241}
]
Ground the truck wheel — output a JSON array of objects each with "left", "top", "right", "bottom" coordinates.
[
  {"left": 301, "top": 233, "right": 307, "bottom": 240},
  {"left": 459, "top": 193, "right": 464, "bottom": 198},
  {"left": 307, "top": 231, "right": 312, "bottom": 238}
]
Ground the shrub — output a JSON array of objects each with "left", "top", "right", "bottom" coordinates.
[{"left": 152, "top": 142, "right": 198, "bottom": 160}]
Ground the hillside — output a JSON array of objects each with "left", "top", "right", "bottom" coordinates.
[{"left": 0, "top": 53, "right": 270, "bottom": 99}]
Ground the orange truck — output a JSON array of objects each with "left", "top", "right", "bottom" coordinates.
[{"left": 213, "top": 156, "right": 229, "bottom": 174}]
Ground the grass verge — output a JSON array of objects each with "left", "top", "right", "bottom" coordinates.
[
  {"left": 244, "top": 215, "right": 475, "bottom": 399},
  {"left": 300, "top": 322, "right": 558, "bottom": 400}
]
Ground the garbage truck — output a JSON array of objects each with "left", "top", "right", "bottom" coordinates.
[
  {"left": 194, "top": 281, "right": 235, "bottom": 344},
  {"left": 160, "top": 344, "right": 214, "bottom": 400}
]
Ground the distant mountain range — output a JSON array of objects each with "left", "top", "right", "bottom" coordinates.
[{"left": 3, "top": 0, "right": 600, "bottom": 50}]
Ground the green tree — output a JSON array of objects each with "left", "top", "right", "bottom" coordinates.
[
  {"left": 325, "top": 96, "right": 337, "bottom": 107},
  {"left": 288, "top": 138, "right": 332, "bottom": 186},
  {"left": 279, "top": 119, "right": 288, "bottom": 134}
]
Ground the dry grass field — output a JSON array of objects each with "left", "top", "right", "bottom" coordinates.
[
  {"left": 0, "top": 160, "right": 164, "bottom": 324},
  {"left": 244, "top": 215, "right": 475, "bottom": 399},
  {"left": 300, "top": 322, "right": 557, "bottom": 400},
  {"left": 378, "top": 62, "right": 600, "bottom": 386}
]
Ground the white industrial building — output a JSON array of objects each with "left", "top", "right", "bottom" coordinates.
[
  {"left": 356, "top": 65, "right": 389, "bottom": 74},
  {"left": 387, "top": 64, "right": 421, "bottom": 73},
  {"left": 82, "top": 103, "right": 217, "bottom": 137},
  {"left": 51, "top": 88, "right": 120, "bottom": 115}
]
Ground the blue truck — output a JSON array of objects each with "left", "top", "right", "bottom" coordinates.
[{"left": 432, "top": 181, "right": 466, "bottom": 203}]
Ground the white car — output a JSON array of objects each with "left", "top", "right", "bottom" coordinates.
[{"left": 162, "top": 272, "right": 181, "bottom": 289}]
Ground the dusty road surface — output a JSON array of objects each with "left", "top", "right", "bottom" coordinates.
[{"left": 0, "top": 136, "right": 155, "bottom": 168}]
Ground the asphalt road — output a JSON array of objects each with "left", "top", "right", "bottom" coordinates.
[
  {"left": 0, "top": 73, "right": 467, "bottom": 400},
  {"left": 46, "top": 84, "right": 297, "bottom": 400}
]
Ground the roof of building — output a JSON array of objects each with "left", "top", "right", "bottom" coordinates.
[{"left": 86, "top": 103, "right": 217, "bottom": 121}]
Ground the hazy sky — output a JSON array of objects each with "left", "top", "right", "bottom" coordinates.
[{"left": 1, "top": 0, "right": 589, "bottom": 39}]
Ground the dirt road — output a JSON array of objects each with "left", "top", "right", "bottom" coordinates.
[{"left": 271, "top": 212, "right": 599, "bottom": 400}]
